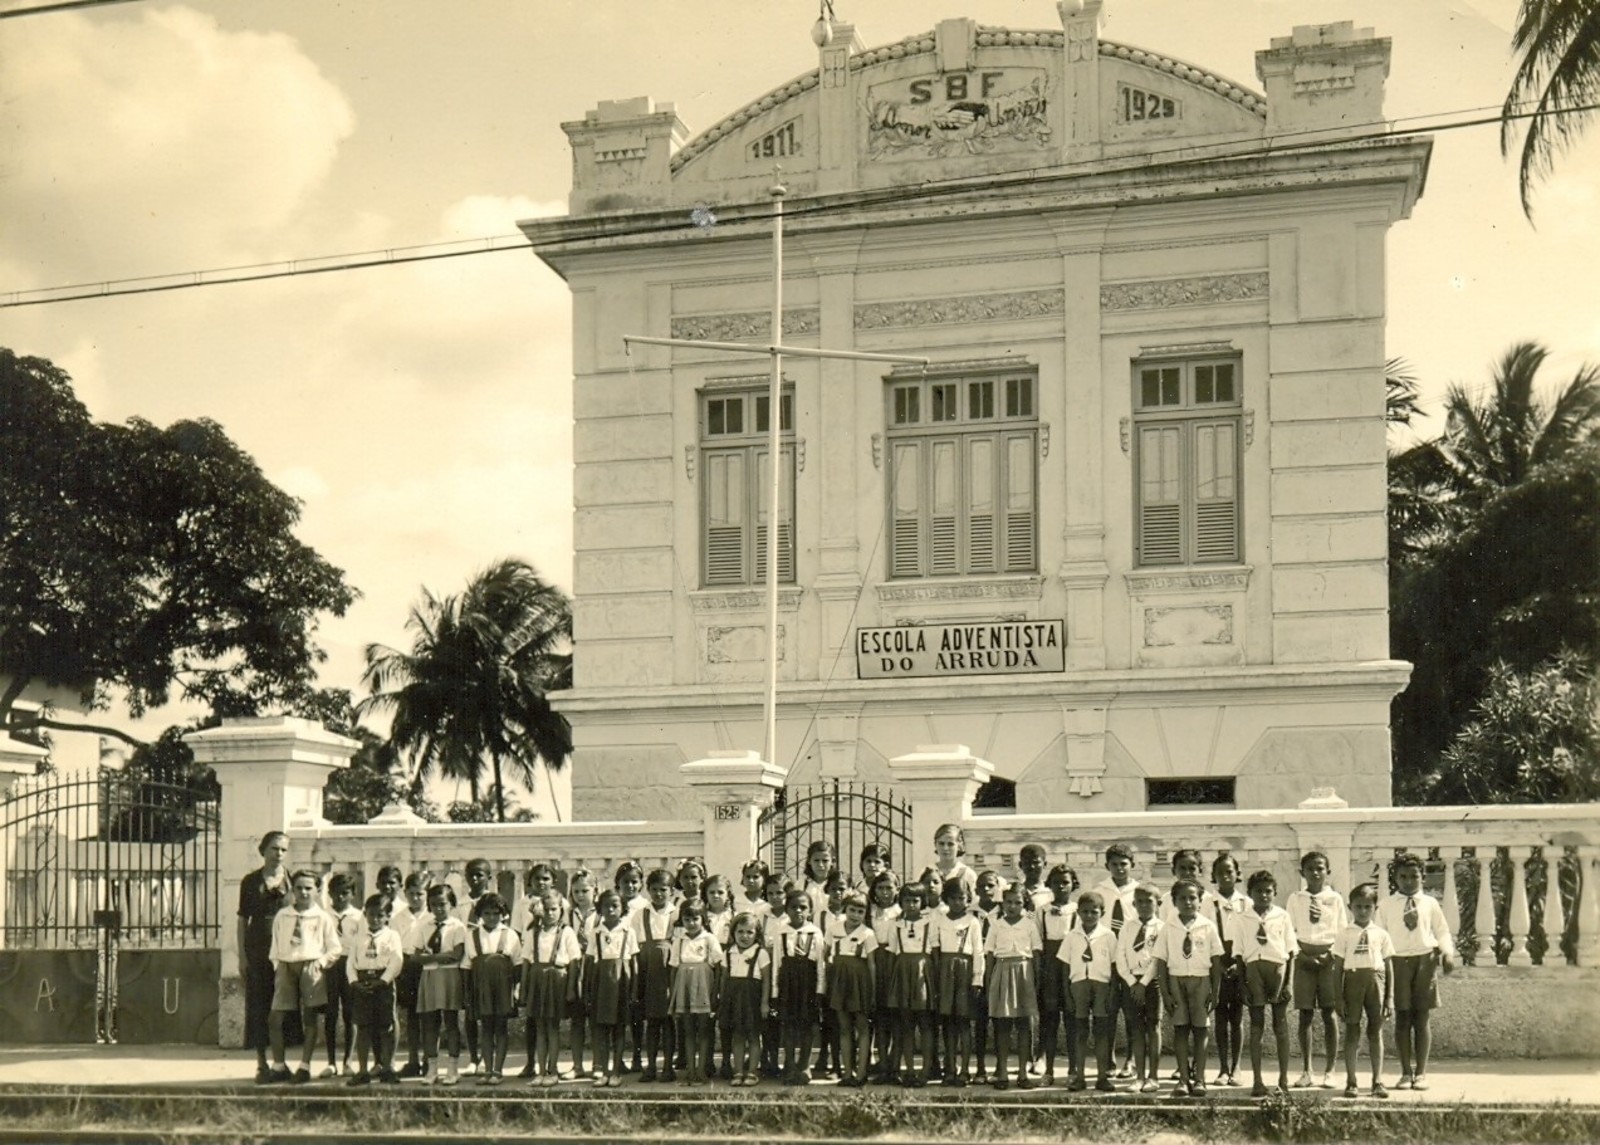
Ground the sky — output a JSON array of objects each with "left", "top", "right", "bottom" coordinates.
[{"left": 2, "top": 0, "right": 1597, "bottom": 807}]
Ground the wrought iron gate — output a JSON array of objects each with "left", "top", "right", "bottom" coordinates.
[
  {"left": 756, "top": 780, "right": 912, "bottom": 885},
  {"left": 0, "top": 766, "right": 220, "bottom": 1044}
]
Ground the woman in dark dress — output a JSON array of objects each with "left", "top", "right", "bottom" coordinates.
[{"left": 237, "top": 831, "right": 291, "bottom": 1081}]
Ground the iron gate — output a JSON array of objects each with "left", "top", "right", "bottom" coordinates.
[
  {"left": 0, "top": 766, "right": 220, "bottom": 1044},
  {"left": 756, "top": 779, "right": 912, "bottom": 885}
]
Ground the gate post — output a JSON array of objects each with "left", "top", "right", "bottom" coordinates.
[
  {"left": 681, "top": 751, "right": 787, "bottom": 882},
  {"left": 0, "top": 737, "right": 48, "bottom": 952},
  {"left": 888, "top": 744, "right": 994, "bottom": 872},
  {"left": 185, "top": 717, "right": 358, "bottom": 1047}
]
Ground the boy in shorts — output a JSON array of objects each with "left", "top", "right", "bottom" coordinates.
[
  {"left": 267, "top": 870, "right": 343, "bottom": 1083},
  {"left": 347, "top": 892, "right": 405, "bottom": 1085},
  {"left": 1153, "top": 877, "right": 1223, "bottom": 1098},
  {"left": 1234, "top": 869, "right": 1297, "bottom": 1097},
  {"left": 1286, "top": 851, "right": 1346, "bottom": 1088},
  {"left": 1335, "top": 883, "right": 1394, "bottom": 1099},
  {"left": 1113, "top": 884, "right": 1164, "bottom": 1093},
  {"left": 1059, "top": 890, "right": 1118, "bottom": 1091},
  {"left": 1377, "top": 853, "right": 1453, "bottom": 1090}
]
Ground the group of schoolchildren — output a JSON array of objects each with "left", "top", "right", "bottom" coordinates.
[{"left": 259, "top": 824, "right": 1454, "bottom": 1100}]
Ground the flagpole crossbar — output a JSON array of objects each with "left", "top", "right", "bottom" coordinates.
[{"left": 623, "top": 334, "right": 929, "bottom": 368}]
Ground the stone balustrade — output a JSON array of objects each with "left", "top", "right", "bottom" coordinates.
[{"left": 962, "top": 798, "right": 1600, "bottom": 970}]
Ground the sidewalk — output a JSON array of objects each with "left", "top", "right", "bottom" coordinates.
[{"left": 0, "top": 1045, "right": 1595, "bottom": 1106}]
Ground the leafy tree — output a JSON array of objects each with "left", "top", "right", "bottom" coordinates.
[
  {"left": 1391, "top": 444, "right": 1600, "bottom": 799},
  {"left": 360, "top": 559, "right": 572, "bottom": 823},
  {"left": 0, "top": 349, "right": 357, "bottom": 746},
  {"left": 1502, "top": 0, "right": 1600, "bottom": 217},
  {"left": 1430, "top": 653, "right": 1600, "bottom": 804},
  {"left": 290, "top": 689, "right": 434, "bottom": 825}
]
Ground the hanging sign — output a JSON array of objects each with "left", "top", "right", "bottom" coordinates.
[{"left": 856, "top": 620, "right": 1065, "bottom": 679}]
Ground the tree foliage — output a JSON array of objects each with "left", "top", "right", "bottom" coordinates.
[
  {"left": 1389, "top": 341, "right": 1600, "bottom": 802},
  {"left": 291, "top": 689, "right": 434, "bottom": 826},
  {"left": 360, "top": 559, "right": 572, "bottom": 822},
  {"left": 0, "top": 349, "right": 357, "bottom": 742},
  {"left": 1503, "top": 0, "right": 1600, "bottom": 218}
]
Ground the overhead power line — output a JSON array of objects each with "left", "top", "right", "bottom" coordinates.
[
  {"left": 0, "top": 0, "right": 143, "bottom": 18},
  {"left": 4, "top": 98, "right": 1595, "bottom": 311}
]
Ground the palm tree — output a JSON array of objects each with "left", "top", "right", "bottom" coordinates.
[
  {"left": 1502, "top": 0, "right": 1600, "bottom": 218},
  {"left": 1433, "top": 341, "right": 1600, "bottom": 502},
  {"left": 359, "top": 559, "right": 573, "bottom": 822}
]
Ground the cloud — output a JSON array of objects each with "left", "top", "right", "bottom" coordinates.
[{"left": 1, "top": 6, "right": 354, "bottom": 284}]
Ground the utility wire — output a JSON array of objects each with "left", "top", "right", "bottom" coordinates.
[
  {"left": 5, "top": 98, "right": 1595, "bottom": 310},
  {"left": 0, "top": 0, "right": 143, "bottom": 18}
]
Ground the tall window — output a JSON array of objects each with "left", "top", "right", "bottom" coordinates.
[
  {"left": 885, "top": 367, "right": 1038, "bottom": 578},
  {"left": 701, "top": 386, "right": 795, "bottom": 586},
  {"left": 1133, "top": 355, "right": 1241, "bottom": 566}
]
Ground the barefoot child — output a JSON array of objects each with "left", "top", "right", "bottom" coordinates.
[
  {"left": 346, "top": 893, "right": 403, "bottom": 1085},
  {"left": 1335, "top": 884, "right": 1394, "bottom": 1099},
  {"left": 1236, "top": 869, "right": 1297, "bottom": 1097}
]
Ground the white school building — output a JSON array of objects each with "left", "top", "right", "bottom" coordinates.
[{"left": 520, "top": 6, "right": 1428, "bottom": 821}]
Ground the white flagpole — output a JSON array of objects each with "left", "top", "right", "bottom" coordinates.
[{"left": 765, "top": 181, "right": 785, "bottom": 771}]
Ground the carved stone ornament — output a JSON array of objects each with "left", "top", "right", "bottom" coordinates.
[
  {"left": 1243, "top": 409, "right": 1255, "bottom": 449},
  {"left": 690, "top": 587, "right": 804, "bottom": 612},
  {"left": 797, "top": 439, "right": 807, "bottom": 473},
  {"left": 1100, "top": 271, "right": 1268, "bottom": 311},
  {"left": 1040, "top": 423, "right": 1051, "bottom": 460},
  {"left": 876, "top": 576, "right": 1045, "bottom": 603},
  {"left": 1118, "top": 416, "right": 1131, "bottom": 455},
  {"left": 855, "top": 288, "right": 1064, "bottom": 331},
  {"left": 1124, "top": 567, "right": 1251, "bottom": 596},
  {"left": 684, "top": 444, "right": 696, "bottom": 480},
  {"left": 671, "top": 308, "right": 821, "bottom": 342},
  {"left": 871, "top": 433, "right": 883, "bottom": 470}
]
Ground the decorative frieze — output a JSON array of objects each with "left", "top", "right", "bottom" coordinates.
[
  {"left": 877, "top": 576, "right": 1045, "bottom": 604},
  {"left": 671, "top": 309, "right": 820, "bottom": 342},
  {"left": 1100, "top": 271, "right": 1268, "bottom": 311},
  {"left": 1124, "top": 567, "right": 1251, "bottom": 595},
  {"left": 855, "top": 288, "right": 1064, "bottom": 330},
  {"left": 690, "top": 587, "right": 804, "bottom": 612}
]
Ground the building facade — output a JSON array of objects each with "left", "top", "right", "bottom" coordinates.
[{"left": 522, "top": 7, "right": 1428, "bottom": 821}]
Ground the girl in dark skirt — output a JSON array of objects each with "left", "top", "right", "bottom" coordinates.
[
  {"left": 565, "top": 870, "right": 599, "bottom": 1080},
  {"left": 522, "top": 891, "right": 581, "bottom": 1086},
  {"left": 866, "top": 872, "right": 901, "bottom": 1080},
  {"left": 721, "top": 912, "right": 770, "bottom": 1086},
  {"left": 633, "top": 868, "right": 677, "bottom": 1082},
  {"left": 827, "top": 892, "right": 877, "bottom": 1086},
  {"left": 770, "top": 888, "right": 825, "bottom": 1085},
  {"left": 467, "top": 894, "right": 520, "bottom": 1085},
  {"left": 887, "top": 884, "right": 935, "bottom": 1087},
  {"left": 935, "top": 878, "right": 985, "bottom": 1085},
  {"left": 588, "top": 890, "right": 637, "bottom": 1087}
]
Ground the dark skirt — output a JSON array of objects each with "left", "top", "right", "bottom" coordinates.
[
  {"left": 244, "top": 954, "right": 276, "bottom": 1050},
  {"left": 395, "top": 959, "right": 423, "bottom": 1011},
  {"left": 590, "top": 958, "right": 629, "bottom": 1026},
  {"left": 638, "top": 939, "right": 672, "bottom": 1020},
  {"left": 523, "top": 963, "right": 570, "bottom": 1020},
  {"left": 720, "top": 975, "right": 764, "bottom": 1035},
  {"left": 937, "top": 953, "right": 975, "bottom": 1018},
  {"left": 886, "top": 952, "right": 932, "bottom": 1012},
  {"left": 776, "top": 956, "right": 819, "bottom": 1025},
  {"left": 472, "top": 952, "right": 516, "bottom": 1019},
  {"left": 871, "top": 947, "right": 895, "bottom": 1012},
  {"left": 829, "top": 954, "right": 872, "bottom": 1015}
]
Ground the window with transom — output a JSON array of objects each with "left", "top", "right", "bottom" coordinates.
[
  {"left": 884, "top": 367, "right": 1038, "bottom": 579},
  {"left": 1132, "top": 355, "right": 1242, "bottom": 567},
  {"left": 700, "top": 386, "right": 795, "bottom": 587}
]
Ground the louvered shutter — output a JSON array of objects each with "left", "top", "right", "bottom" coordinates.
[
  {"left": 1003, "top": 431, "right": 1036, "bottom": 572},
  {"left": 1138, "top": 425, "right": 1183, "bottom": 565},
  {"left": 704, "top": 450, "right": 747, "bottom": 584},
  {"left": 965, "top": 436, "right": 996, "bottom": 573},
  {"left": 1192, "top": 419, "right": 1239, "bottom": 562},
  {"left": 890, "top": 441, "right": 922, "bottom": 577},
  {"left": 754, "top": 447, "right": 796, "bottom": 583},
  {"left": 929, "top": 439, "right": 958, "bottom": 575}
]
